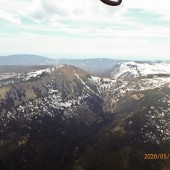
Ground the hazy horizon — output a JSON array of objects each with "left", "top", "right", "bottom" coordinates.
[{"left": 0, "top": 53, "right": 170, "bottom": 62}]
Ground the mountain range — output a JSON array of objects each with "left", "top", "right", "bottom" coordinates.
[
  {"left": 0, "top": 54, "right": 124, "bottom": 74},
  {"left": 0, "top": 60, "right": 170, "bottom": 169}
]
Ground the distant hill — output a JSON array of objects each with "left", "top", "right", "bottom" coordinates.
[
  {"left": 0, "top": 54, "right": 124, "bottom": 74},
  {"left": 0, "top": 54, "right": 58, "bottom": 65},
  {"left": 57, "top": 58, "right": 124, "bottom": 74}
]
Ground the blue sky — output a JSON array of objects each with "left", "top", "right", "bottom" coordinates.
[{"left": 0, "top": 0, "right": 170, "bottom": 60}]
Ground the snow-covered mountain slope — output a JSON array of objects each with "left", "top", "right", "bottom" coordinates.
[
  {"left": 1, "top": 64, "right": 170, "bottom": 141},
  {"left": 0, "top": 64, "right": 170, "bottom": 170},
  {"left": 0, "top": 65, "right": 102, "bottom": 119},
  {"left": 110, "top": 61, "right": 170, "bottom": 80}
]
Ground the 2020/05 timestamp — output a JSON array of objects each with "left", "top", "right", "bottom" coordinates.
[{"left": 144, "top": 154, "right": 169, "bottom": 160}]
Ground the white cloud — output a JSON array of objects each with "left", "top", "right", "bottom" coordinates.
[
  {"left": 0, "top": 9, "right": 21, "bottom": 24},
  {"left": 0, "top": 30, "right": 170, "bottom": 60},
  {"left": 0, "top": 0, "right": 170, "bottom": 60},
  {"left": 0, "top": 0, "right": 126, "bottom": 23},
  {"left": 125, "top": 0, "right": 170, "bottom": 17},
  {"left": 0, "top": 0, "right": 170, "bottom": 23}
]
